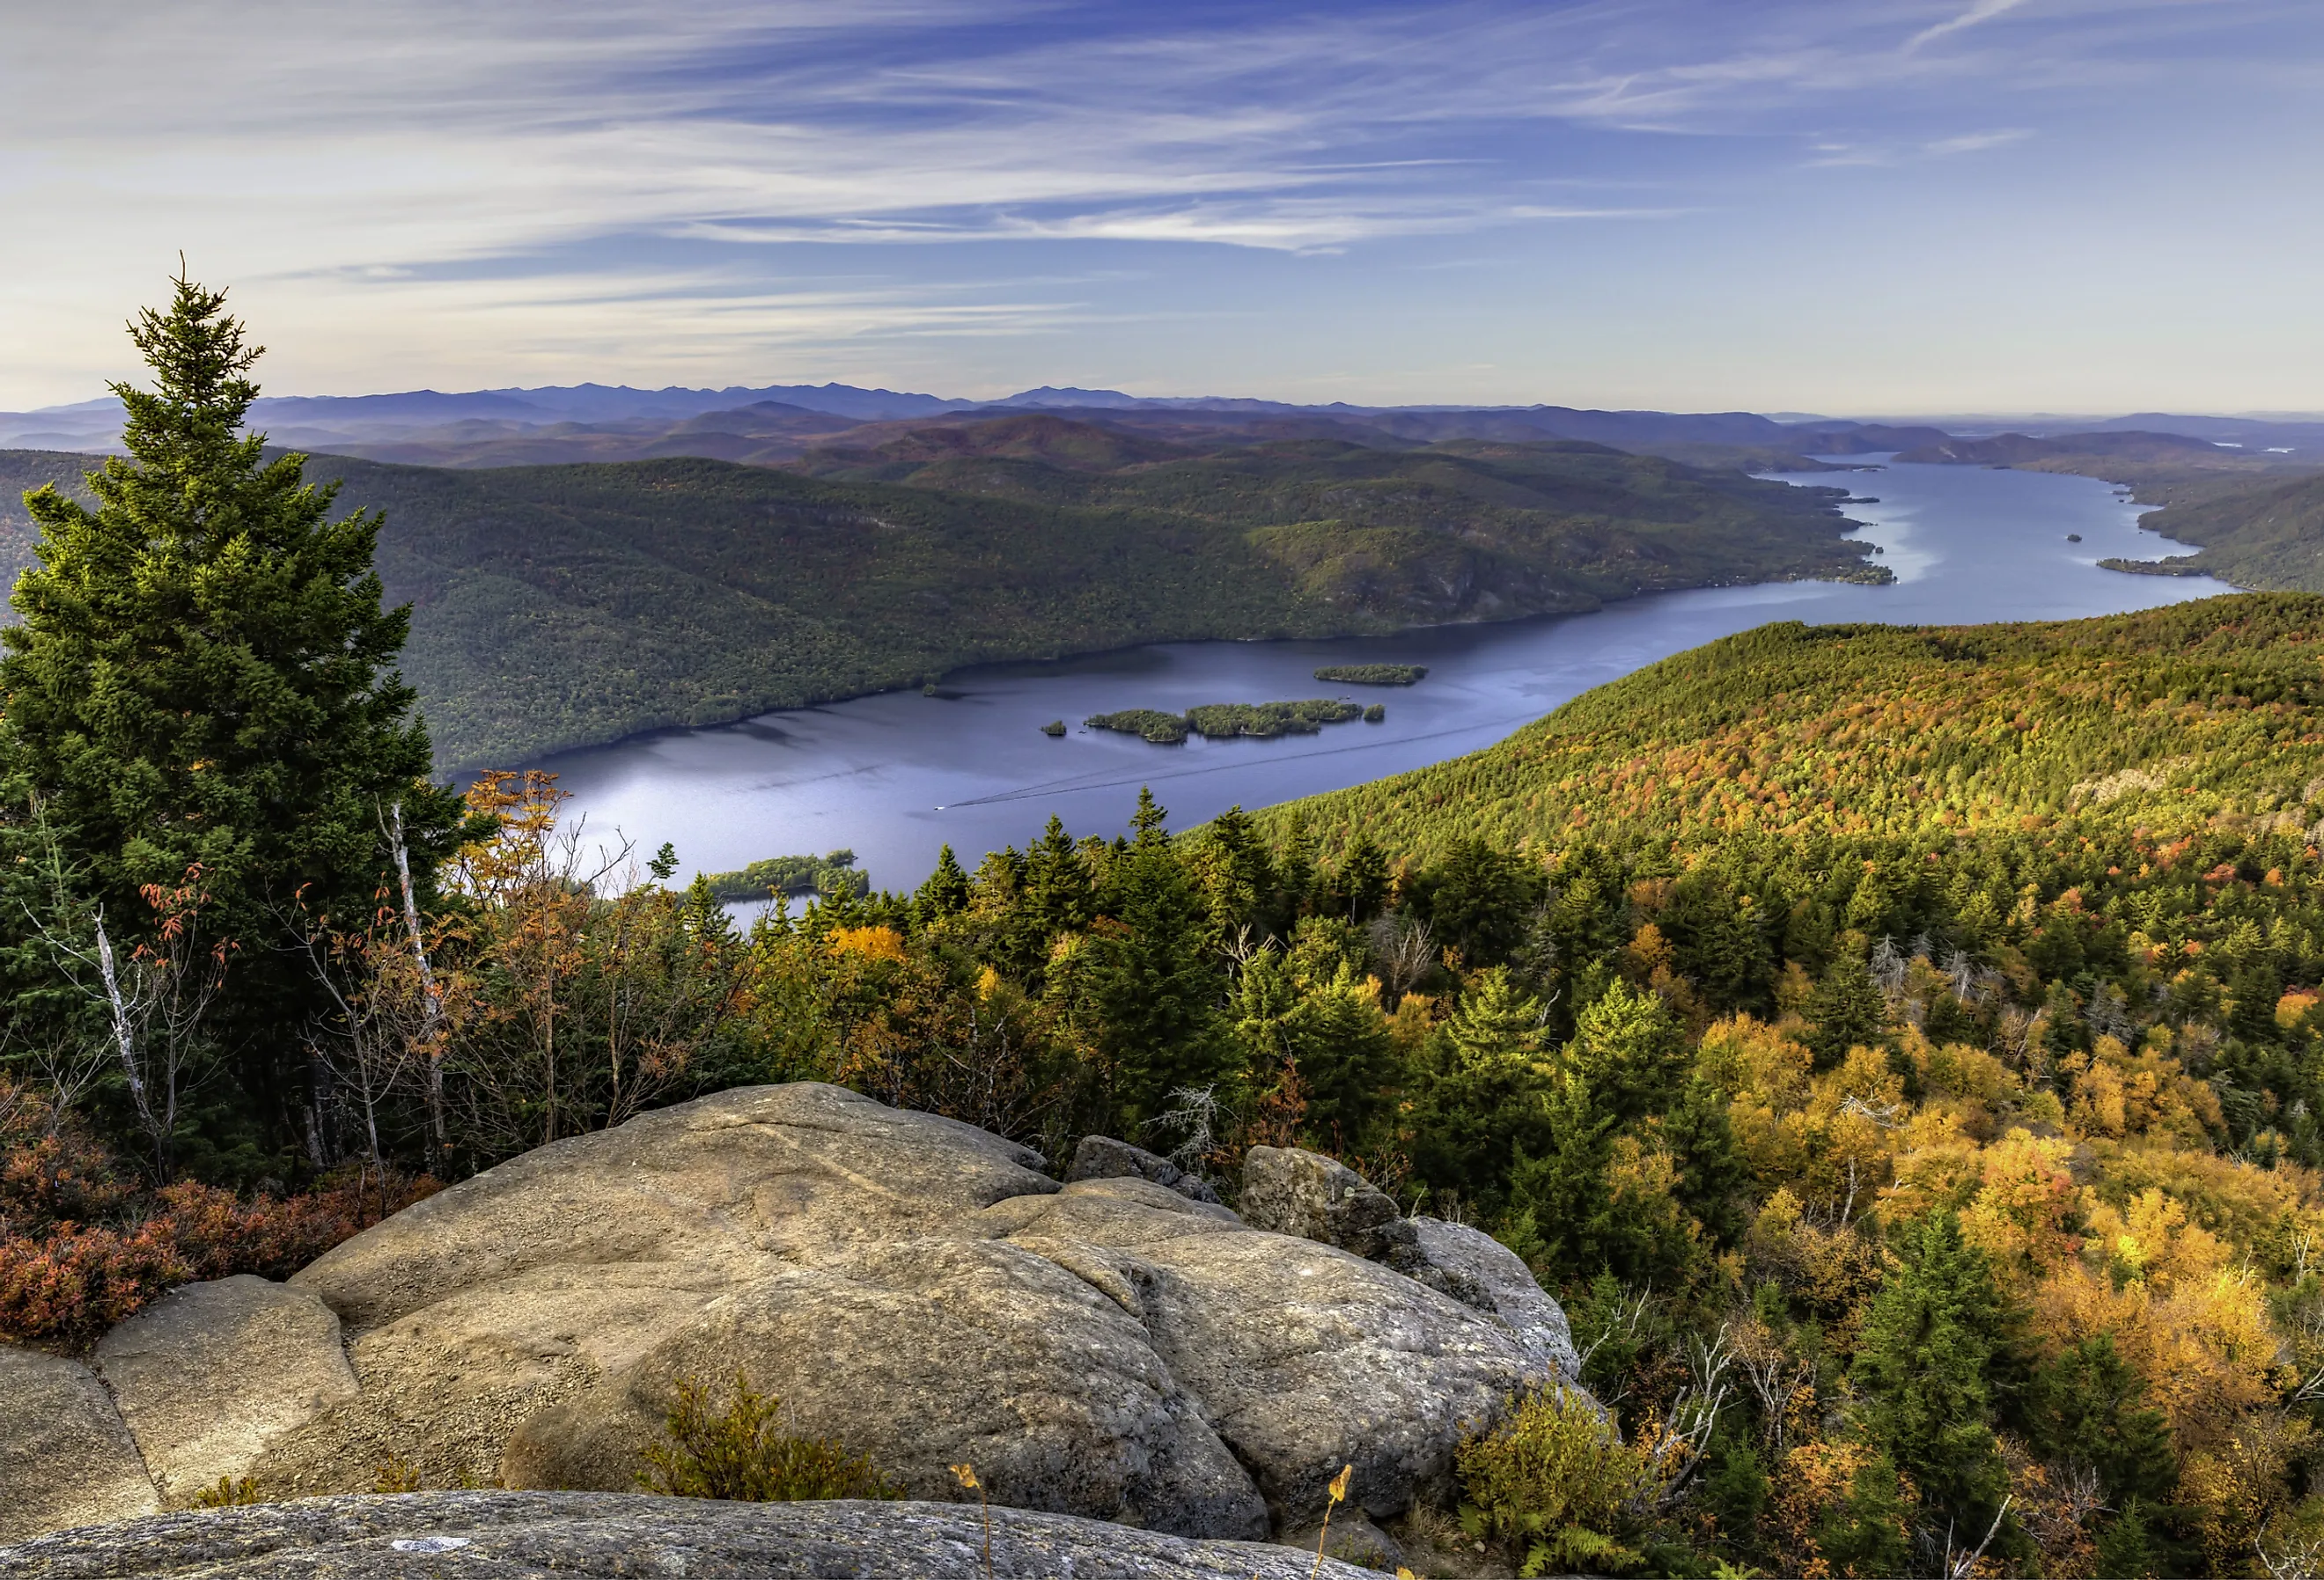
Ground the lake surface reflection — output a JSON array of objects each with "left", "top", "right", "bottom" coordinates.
[{"left": 533, "top": 459, "right": 2237, "bottom": 894}]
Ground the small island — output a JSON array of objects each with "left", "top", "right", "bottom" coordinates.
[
  {"left": 1087, "top": 698, "right": 1367, "bottom": 744},
  {"left": 703, "top": 849, "right": 869, "bottom": 900},
  {"left": 1041, "top": 719, "right": 1067, "bottom": 736},
  {"left": 1313, "top": 664, "right": 1427, "bottom": 685}
]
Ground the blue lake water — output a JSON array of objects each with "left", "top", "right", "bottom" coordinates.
[{"left": 533, "top": 459, "right": 2235, "bottom": 896}]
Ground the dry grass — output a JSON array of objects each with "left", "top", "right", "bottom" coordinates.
[{"left": 641, "top": 1370, "right": 897, "bottom": 1502}]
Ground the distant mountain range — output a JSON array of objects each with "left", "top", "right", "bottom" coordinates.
[{"left": 11, "top": 377, "right": 2318, "bottom": 467}]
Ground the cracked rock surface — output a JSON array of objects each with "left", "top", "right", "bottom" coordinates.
[
  {"left": 0, "top": 1491, "right": 1393, "bottom": 1578},
  {"left": 4, "top": 1084, "right": 1587, "bottom": 1543}
]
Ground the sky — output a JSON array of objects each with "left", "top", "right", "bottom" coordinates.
[{"left": 2, "top": 0, "right": 2319, "bottom": 415}]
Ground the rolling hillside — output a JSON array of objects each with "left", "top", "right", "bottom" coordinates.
[
  {"left": 306, "top": 437, "right": 1879, "bottom": 768},
  {"left": 2105, "top": 471, "right": 2324, "bottom": 591},
  {"left": 4, "top": 430, "right": 1883, "bottom": 769},
  {"left": 1262, "top": 592, "right": 2324, "bottom": 860}
]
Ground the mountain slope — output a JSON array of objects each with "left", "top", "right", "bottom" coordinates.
[
  {"left": 2, "top": 438, "right": 1881, "bottom": 769},
  {"left": 323, "top": 440, "right": 1873, "bottom": 767},
  {"left": 1894, "top": 430, "right": 2234, "bottom": 465},
  {"left": 2107, "top": 471, "right": 2324, "bottom": 590},
  {"left": 1262, "top": 592, "right": 2324, "bottom": 860}
]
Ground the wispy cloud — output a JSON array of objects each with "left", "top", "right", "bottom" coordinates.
[
  {"left": 1908, "top": 0, "right": 2034, "bottom": 51},
  {"left": 0, "top": 0, "right": 2312, "bottom": 408}
]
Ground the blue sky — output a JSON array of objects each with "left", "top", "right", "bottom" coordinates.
[{"left": 2, "top": 0, "right": 2317, "bottom": 414}]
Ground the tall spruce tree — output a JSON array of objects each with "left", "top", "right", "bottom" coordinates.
[
  {"left": 1092, "top": 790, "right": 1230, "bottom": 1135},
  {"left": 1850, "top": 1209, "right": 2021, "bottom": 1562},
  {"left": 2, "top": 274, "right": 462, "bottom": 1152}
]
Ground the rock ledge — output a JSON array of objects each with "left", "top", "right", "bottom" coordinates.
[{"left": 0, "top": 1491, "right": 1391, "bottom": 1579}]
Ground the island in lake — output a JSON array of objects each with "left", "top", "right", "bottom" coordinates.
[
  {"left": 1313, "top": 663, "right": 1427, "bottom": 685},
  {"left": 1086, "top": 698, "right": 1368, "bottom": 743}
]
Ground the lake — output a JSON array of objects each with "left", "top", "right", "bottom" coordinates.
[{"left": 533, "top": 459, "right": 2237, "bottom": 895}]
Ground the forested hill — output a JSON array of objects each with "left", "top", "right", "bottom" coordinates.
[
  {"left": 0, "top": 436, "right": 1864, "bottom": 770},
  {"left": 2107, "top": 471, "right": 2324, "bottom": 591},
  {"left": 1263, "top": 592, "right": 2324, "bottom": 860}
]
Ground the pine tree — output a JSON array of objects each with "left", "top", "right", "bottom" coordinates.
[
  {"left": 1564, "top": 977, "right": 1686, "bottom": 1125},
  {"left": 2026, "top": 1333, "right": 2177, "bottom": 1506},
  {"left": 1092, "top": 793, "right": 1229, "bottom": 1135},
  {"left": 1420, "top": 838, "right": 1541, "bottom": 968},
  {"left": 1812, "top": 1449, "right": 1913, "bottom": 1578},
  {"left": 911, "top": 843, "right": 971, "bottom": 930},
  {"left": 1190, "top": 804, "right": 1273, "bottom": 944},
  {"left": 1661, "top": 1074, "right": 1747, "bottom": 1246},
  {"left": 3, "top": 275, "right": 461, "bottom": 1135},
  {"left": 1505, "top": 1064, "right": 1614, "bottom": 1278},
  {"left": 1850, "top": 1209, "right": 2019, "bottom": 1557},
  {"left": 1023, "top": 815, "right": 1093, "bottom": 940},
  {"left": 1407, "top": 966, "right": 1559, "bottom": 1215},
  {"left": 1806, "top": 951, "right": 1887, "bottom": 1069},
  {"left": 1324, "top": 832, "right": 1389, "bottom": 923},
  {"left": 1279, "top": 962, "right": 1399, "bottom": 1151}
]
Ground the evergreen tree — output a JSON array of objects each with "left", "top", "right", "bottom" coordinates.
[
  {"left": 1322, "top": 832, "right": 1389, "bottom": 923},
  {"left": 1850, "top": 1210, "right": 2019, "bottom": 1557},
  {"left": 1806, "top": 951, "right": 1887, "bottom": 1069},
  {"left": 1418, "top": 838, "right": 1541, "bottom": 968},
  {"left": 1407, "top": 967, "right": 1555, "bottom": 1215},
  {"left": 2026, "top": 1334, "right": 2178, "bottom": 1506},
  {"left": 1190, "top": 804, "right": 1272, "bottom": 944},
  {"left": 910, "top": 843, "right": 971, "bottom": 929},
  {"left": 1505, "top": 1064, "right": 1614, "bottom": 1278},
  {"left": 2092, "top": 1499, "right": 2162, "bottom": 1580},
  {"left": 1661, "top": 1074, "right": 1748, "bottom": 1246},
  {"left": 1812, "top": 1450, "right": 1913, "bottom": 1579},
  {"left": 2, "top": 275, "right": 461, "bottom": 1145},
  {"left": 1024, "top": 815, "right": 1094, "bottom": 941},
  {"left": 1563, "top": 977, "right": 1686, "bottom": 1125},
  {"left": 1279, "top": 962, "right": 1399, "bottom": 1151},
  {"left": 1092, "top": 793, "right": 1229, "bottom": 1135},
  {"left": 1663, "top": 870, "right": 1773, "bottom": 1011},
  {"left": 1273, "top": 811, "right": 1318, "bottom": 929}
]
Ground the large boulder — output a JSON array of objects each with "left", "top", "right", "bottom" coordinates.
[
  {"left": 0, "top": 1345, "right": 158, "bottom": 1542},
  {"left": 15, "top": 1084, "right": 1588, "bottom": 1546},
  {"left": 504, "top": 1232, "right": 1267, "bottom": 1537},
  {"left": 1242, "top": 1144, "right": 1581, "bottom": 1381},
  {"left": 1401, "top": 1216, "right": 1582, "bottom": 1381},
  {"left": 1238, "top": 1145, "right": 1404, "bottom": 1258},
  {"left": 0, "top": 1491, "right": 1392, "bottom": 1579},
  {"left": 92, "top": 1275, "right": 360, "bottom": 1508},
  {"left": 1066, "top": 1134, "right": 1224, "bottom": 1205}
]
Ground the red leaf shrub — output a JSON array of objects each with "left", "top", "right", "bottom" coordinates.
[
  {"left": 0, "top": 1222, "right": 192, "bottom": 1351},
  {"left": 0, "top": 1079, "right": 442, "bottom": 1351}
]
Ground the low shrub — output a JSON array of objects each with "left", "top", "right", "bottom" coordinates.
[
  {"left": 1457, "top": 1388, "right": 1660, "bottom": 1576},
  {"left": 641, "top": 1370, "right": 898, "bottom": 1502},
  {"left": 191, "top": 1475, "right": 265, "bottom": 1508},
  {"left": 0, "top": 1084, "right": 440, "bottom": 1351}
]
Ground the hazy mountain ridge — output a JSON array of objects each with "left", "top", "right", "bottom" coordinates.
[{"left": 0, "top": 383, "right": 1990, "bottom": 468}]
